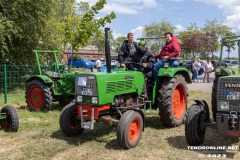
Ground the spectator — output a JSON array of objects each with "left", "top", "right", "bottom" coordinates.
[
  {"left": 192, "top": 58, "right": 201, "bottom": 82},
  {"left": 203, "top": 57, "right": 213, "bottom": 83},
  {"left": 95, "top": 59, "right": 102, "bottom": 72}
]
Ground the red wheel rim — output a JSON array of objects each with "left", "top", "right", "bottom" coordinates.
[
  {"left": 27, "top": 85, "right": 44, "bottom": 109},
  {"left": 128, "top": 119, "right": 140, "bottom": 142},
  {"left": 1, "top": 119, "right": 10, "bottom": 130},
  {"left": 172, "top": 84, "right": 186, "bottom": 119},
  {"left": 70, "top": 110, "right": 80, "bottom": 129}
]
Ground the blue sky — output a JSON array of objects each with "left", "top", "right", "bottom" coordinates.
[{"left": 81, "top": 0, "right": 240, "bottom": 57}]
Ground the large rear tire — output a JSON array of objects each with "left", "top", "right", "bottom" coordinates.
[
  {"left": 60, "top": 102, "right": 84, "bottom": 136},
  {"left": 158, "top": 74, "right": 188, "bottom": 127},
  {"left": 211, "top": 78, "right": 218, "bottom": 121},
  {"left": 0, "top": 106, "right": 19, "bottom": 132},
  {"left": 117, "top": 110, "right": 143, "bottom": 149},
  {"left": 185, "top": 104, "right": 206, "bottom": 146},
  {"left": 26, "top": 79, "right": 52, "bottom": 111}
]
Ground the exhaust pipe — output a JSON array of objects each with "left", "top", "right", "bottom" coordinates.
[{"left": 104, "top": 28, "right": 111, "bottom": 73}]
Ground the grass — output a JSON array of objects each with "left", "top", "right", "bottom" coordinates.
[{"left": 0, "top": 91, "right": 239, "bottom": 160}]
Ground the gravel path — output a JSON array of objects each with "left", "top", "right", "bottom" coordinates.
[{"left": 187, "top": 72, "right": 215, "bottom": 92}]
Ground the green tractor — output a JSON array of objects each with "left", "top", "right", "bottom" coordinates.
[
  {"left": 185, "top": 35, "right": 240, "bottom": 145},
  {"left": 60, "top": 28, "right": 191, "bottom": 149},
  {"left": 0, "top": 106, "right": 19, "bottom": 132},
  {"left": 25, "top": 50, "right": 76, "bottom": 111}
]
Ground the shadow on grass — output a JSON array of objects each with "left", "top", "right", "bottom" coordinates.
[
  {"left": 144, "top": 115, "right": 169, "bottom": 130},
  {"left": 17, "top": 103, "right": 64, "bottom": 112},
  {"left": 167, "top": 128, "right": 239, "bottom": 159},
  {"left": 51, "top": 122, "right": 117, "bottom": 147}
]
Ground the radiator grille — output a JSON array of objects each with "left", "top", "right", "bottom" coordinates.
[
  {"left": 106, "top": 80, "right": 133, "bottom": 93},
  {"left": 218, "top": 78, "right": 240, "bottom": 112}
]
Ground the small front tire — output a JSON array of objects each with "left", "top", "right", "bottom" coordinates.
[
  {"left": 0, "top": 106, "right": 19, "bottom": 132},
  {"left": 185, "top": 104, "right": 206, "bottom": 146},
  {"left": 60, "top": 102, "right": 84, "bottom": 136},
  {"left": 117, "top": 110, "right": 143, "bottom": 149}
]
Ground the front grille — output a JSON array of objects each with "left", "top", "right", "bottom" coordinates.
[
  {"left": 106, "top": 80, "right": 133, "bottom": 93},
  {"left": 75, "top": 75, "right": 98, "bottom": 96},
  {"left": 218, "top": 78, "right": 240, "bottom": 112}
]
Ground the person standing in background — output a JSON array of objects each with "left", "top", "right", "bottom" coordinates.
[
  {"left": 192, "top": 58, "right": 201, "bottom": 82},
  {"left": 203, "top": 57, "right": 213, "bottom": 83}
]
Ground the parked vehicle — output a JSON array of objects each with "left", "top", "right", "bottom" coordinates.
[
  {"left": 222, "top": 60, "right": 239, "bottom": 67},
  {"left": 25, "top": 50, "right": 76, "bottom": 111},
  {"left": 185, "top": 35, "right": 240, "bottom": 145},
  {"left": 68, "top": 57, "right": 94, "bottom": 68}
]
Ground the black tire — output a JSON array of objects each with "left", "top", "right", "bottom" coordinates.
[
  {"left": 117, "top": 110, "right": 143, "bottom": 149},
  {"left": 185, "top": 104, "right": 207, "bottom": 146},
  {"left": 0, "top": 106, "right": 19, "bottom": 132},
  {"left": 158, "top": 74, "right": 188, "bottom": 127},
  {"left": 60, "top": 102, "right": 84, "bottom": 136},
  {"left": 211, "top": 78, "right": 218, "bottom": 121},
  {"left": 26, "top": 79, "right": 52, "bottom": 111}
]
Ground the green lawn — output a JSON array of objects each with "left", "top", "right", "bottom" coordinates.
[{"left": 0, "top": 91, "right": 239, "bottom": 160}]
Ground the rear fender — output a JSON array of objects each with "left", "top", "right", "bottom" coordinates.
[
  {"left": 192, "top": 98, "right": 210, "bottom": 122},
  {"left": 26, "top": 75, "right": 54, "bottom": 86}
]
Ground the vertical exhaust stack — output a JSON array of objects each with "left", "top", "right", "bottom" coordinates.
[{"left": 104, "top": 28, "right": 111, "bottom": 73}]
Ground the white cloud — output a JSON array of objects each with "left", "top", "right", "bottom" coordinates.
[
  {"left": 175, "top": 24, "right": 185, "bottom": 33},
  {"left": 131, "top": 26, "right": 144, "bottom": 40},
  {"left": 169, "top": 0, "right": 185, "bottom": 2},
  {"left": 196, "top": 0, "right": 240, "bottom": 32},
  {"left": 112, "top": 30, "right": 122, "bottom": 39},
  {"left": 78, "top": 0, "right": 158, "bottom": 15}
]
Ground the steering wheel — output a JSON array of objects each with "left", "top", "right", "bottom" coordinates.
[{"left": 125, "top": 62, "right": 145, "bottom": 72}]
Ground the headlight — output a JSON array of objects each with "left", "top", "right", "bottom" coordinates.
[
  {"left": 92, "top": 97, "right": 98, "bottom": 104},
  {"left": 219, "top": 102, "right": 229, "bottom": 110},
  {"left": 77, "top": 96, "right": 83, "bottom": 103},
  {"left": 164, "top": 63, "right": 169, "bottom": 68}
]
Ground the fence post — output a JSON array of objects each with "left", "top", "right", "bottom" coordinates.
[{"left": 4, "top": 64, "right": 7, "bottom": 104}]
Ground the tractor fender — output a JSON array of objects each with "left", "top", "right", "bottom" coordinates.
[
  {"left": 158, "top": 68, "right": 191, "bottom": 83},
  {"left": 192, "top": 99, "right": 210, "bottom": 122},
  {"left": 26, "top": 75, "right": 54, "bottom": 86}
]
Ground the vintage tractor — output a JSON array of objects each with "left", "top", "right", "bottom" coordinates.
[
  {"left": 185, "top": 35, "right": 240, "bottom": 145},
  {"left": 25, "top": 50, "right": 76, "bottom": 111},
  {"left": 60, "top": 28, "right": 191, "bottom": 149},
  {"left": 0, "top": 106, "right": 19, "bottom": 132}
]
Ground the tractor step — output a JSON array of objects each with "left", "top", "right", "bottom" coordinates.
[
  {"left": 79, "top": 106, "right": 94, "bottom": 130},
  {"left": 144, "top": 100, "right": 152, "bottom": 113}
]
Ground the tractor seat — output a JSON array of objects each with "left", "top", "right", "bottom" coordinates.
[{"left": 44, "top": 71, "right": 63, "bottom": 79}]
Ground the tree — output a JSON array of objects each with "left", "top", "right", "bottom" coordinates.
[
  {"left": 143, "top": 20, "right": 176, "bottom": 54},
  {"left": 115, "top": 36, "right": 127, "bottom": 53},
  {"left": 0, "top": 0, "right": 57, "bottom": 64},
  {"left": 65, "top": 0, "right": 116, "bottom": 51}
]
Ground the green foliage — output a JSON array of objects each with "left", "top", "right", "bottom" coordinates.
[
  {"left": 143, "top": 20, "right": 176, "bottom": 54},
  {"left": 115, "top": 36, "right": 127, "bottom": 53},
  {"left": 0, "top": 0, "right": 116, "bottom": 64},
  {"left": 66, "top": 0, "right": 116, "bottom": 50}
]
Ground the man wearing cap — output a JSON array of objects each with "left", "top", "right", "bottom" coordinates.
[
  {"left": 127, "top": 39, "right": 156, "bottom": 99},
  {"left": 152, "top": 32, "right": 181, "bottom": 81},
  {"left": 118, "top": 33, "right": 138, "bottom": 67}
]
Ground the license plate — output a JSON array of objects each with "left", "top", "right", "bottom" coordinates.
[
  {"left": 226, "top": 92, "right": 240, "bottom": 100},
  {"left": 81, "top": 88, "right": 92, "bottom": 96}
]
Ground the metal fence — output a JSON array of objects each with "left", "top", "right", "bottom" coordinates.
[
  {"left": 0, "top": 65, "right": 39, "bottom": 106},
  {"left": 0, "top": 64, "right": 94, "bottom": 106}
]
